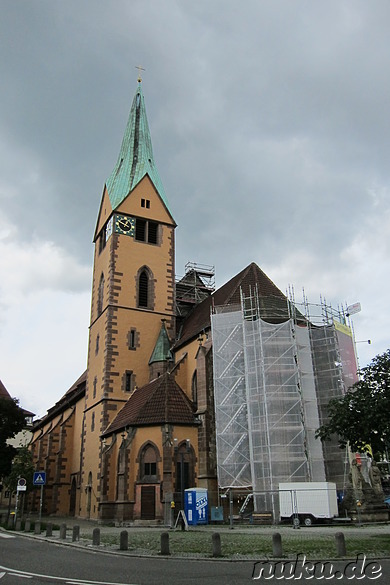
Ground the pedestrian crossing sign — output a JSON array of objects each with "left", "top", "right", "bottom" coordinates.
[{"left": 33, "top": 471, "right": 46, "bottom": 485}]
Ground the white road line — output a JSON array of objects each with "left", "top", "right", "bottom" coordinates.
[
  {"left": 7, "top": 575, "right": 32, "bottom": 580},
  {"left": 0, "top": 572, "right": 6, "bottom": 580},
  {"left": 0, "top": 566, "right": 138, "bottom": 585},
  {"left": 66, "top": 583, "right": 115, "bottom": 585},
  {"left": 0, "top": 532, "right": 15, "bottom": 538}
]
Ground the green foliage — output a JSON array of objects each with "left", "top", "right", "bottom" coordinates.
[
  {"left": 0, "top": 397, "right": 26, "bottom": 477},
  {"left": 316, "top": 349, "right": 390, "bottom": 455},
  {"left": 4, "top": 446, "right": 35, "bottom": 492}
]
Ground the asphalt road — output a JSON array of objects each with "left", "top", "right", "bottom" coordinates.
[{"left": 0, "top": 531, "right": 389, "bottom": 584}]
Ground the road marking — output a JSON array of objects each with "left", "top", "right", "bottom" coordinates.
[
  {"left": 0, "top": 566, "right": 138, "bottom": 585},
  {"left": 0, "top": 533, "right": 15, "bottom": 539}
]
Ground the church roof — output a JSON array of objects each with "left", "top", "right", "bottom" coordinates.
[
  {"left": 149, "top": 321, "right": 173, "bottom": 365},
  {"left": 0, "top": 379, "right": 12, "bottom": 400},
  {"left": 102, "top": 373, "right": 197, "bottom": 436},
  {"left": 106, "top": 82, "right": 172, "bottom": 215},
  {"left": 33, "top": 371, "right": 86, "bottom": 429},
  {"left": 175, "top": 262, "right": 288, "bottom": 349},
  {"left": 0, "top": 379, "right": 34, "bottom": 418}
]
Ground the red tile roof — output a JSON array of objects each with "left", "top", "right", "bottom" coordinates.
[
  {"left": 175, "top": 262, "right": 287, "bottom": 349},
  {"left": 103, "top": 372, "right": 197, "bottom": 436},
  {"left": 0, "top": 379, "right": 12, "bottom": 400},
  {"left": 0, "top": 380, "right": 35, "bottom": 417}
]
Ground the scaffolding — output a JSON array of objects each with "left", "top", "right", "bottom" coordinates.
[
  {"left": 211, "top": 309, "right": 251, "bottom": 489},
  {"left": 176, "top": 262, "right": 215, "bottom": 319},
  {"left": 211, "top": 287, "right": 358, "bottom": 518}
]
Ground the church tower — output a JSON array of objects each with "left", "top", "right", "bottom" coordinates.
[{"left": 80, "top": 81, "right": 176, "bottom": 519}]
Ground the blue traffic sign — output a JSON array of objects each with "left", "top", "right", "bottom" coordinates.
[{"left": 33, "top": 471, "right": 46, "bottom": 485}]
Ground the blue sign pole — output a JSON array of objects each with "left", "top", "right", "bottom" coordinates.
[
  {"left": 39, "top": 484, "right": 44, "bottom": 521},
  {"left": 33, "top": 471, "right": 46, "bottom": 521}
]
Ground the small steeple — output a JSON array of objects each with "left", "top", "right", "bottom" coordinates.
[
  {"left": 149, "top": 320, "right": 173, "bottom": 366},
  {"left": 106, "top": 82, "right": 171, "bottom": 214}
]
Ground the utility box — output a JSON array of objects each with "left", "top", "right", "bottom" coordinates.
[
  {"left": 279, "top": 482, "right": 338, "bottom": 526},
  {"left": 184, "top": 488, "right": 208, "bottom": 525}
]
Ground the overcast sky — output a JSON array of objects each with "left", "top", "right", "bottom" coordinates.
[{"left": 1, "top": 1, "right": 389, "bottom": 417}]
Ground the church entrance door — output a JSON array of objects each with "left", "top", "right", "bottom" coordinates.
[{"left": 141, "top": 485, "right": 155, "bottom": 519}]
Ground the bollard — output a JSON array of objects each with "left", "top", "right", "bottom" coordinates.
[
  {"left": 335, "top": 532, "right": 347, "bottom": 556},
  {"left": 15, "top": 518, "right": 22, "bottom": 531},
  {"left": 72, "top": 525, "right": 80, "bottom": 542},
  {"left": 60, "top": 523, "right": 67, "bottom": 540},
  {"left": 160, "top": 532, "right": 170, "bottom": 555},
  {"left": 272, "top": 532, "right": 283, "bottom": 557},
  {"left": 24, "top": 518, "right": 31, "bottom": 532},
  {"left": 119, "top": 530, "right": 128, "bottom": 551},
  {"left": 46, "top": 523, "right": 53, "bottom": 537},
  {"left": 212, "top": 532, "right": 222, "bottom": 558},
  {"left": 92, "top": 527, "right": 100, "bottom": 546},
  {"left": 34, "top": 521, "right": 41, "bottom": 535}
]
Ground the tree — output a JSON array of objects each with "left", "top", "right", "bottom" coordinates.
[
  {"left": 4, "top": 446, "right": 35, "bottom": 492},
  {"left": 316, "top": 349, "right": 390, "bottom": 456},
  {"left": 0, "top": 397, "right": 27, "bottom": 477}
]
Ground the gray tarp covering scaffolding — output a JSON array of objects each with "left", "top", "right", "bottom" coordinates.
[{"left": 211, "top": 291, "right": 354, "bottom": 514}]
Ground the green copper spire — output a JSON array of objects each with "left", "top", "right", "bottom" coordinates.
[
  {"left": 149, "top": 321, "right": 173, "bottom": 365},
  {"left": 106, "top": 83, "right": 171, "bottom": 213}
]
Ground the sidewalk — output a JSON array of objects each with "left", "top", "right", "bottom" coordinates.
[
  {"left": 4, "top": 509, "right": 390, "bottom": 535},
  {"left": 2, "top": 512, "right": 390, "bottom": 560}
]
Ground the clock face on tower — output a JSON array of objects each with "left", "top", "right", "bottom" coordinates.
[{"left": 114, "top": 214, "right": 135, "bottom": 236}]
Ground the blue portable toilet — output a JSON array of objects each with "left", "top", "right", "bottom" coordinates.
[{"left": 184, "top": 488, "right": 208, "bottom": 525}]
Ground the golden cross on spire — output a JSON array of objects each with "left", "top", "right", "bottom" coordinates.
[{"left": 135, "top": 65, "right": 145, "bottom": 83}]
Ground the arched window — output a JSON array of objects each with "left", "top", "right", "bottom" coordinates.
[
  {"left": 139, "top": 443, "right": 159, "bottom": 482},
  {"left": 97, "top": 273, "right": 104, "bottom": 315},
  {"left": 138, "top": 270, "right": 149, "bottom": 308},
  {"left": 136, "top": 266, "right": 154, "bottom": 310},
  {"left": 175, "top": 441, "right": 194, "bottom": 505}
]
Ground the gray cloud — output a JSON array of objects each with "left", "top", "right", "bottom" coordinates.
[{"left": 0, "top": 0, "right": 389, "bottom": 412}]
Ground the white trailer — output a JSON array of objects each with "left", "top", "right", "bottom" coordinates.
[{"left": 279, "top": 482, "right": 339, "bottom": 526}]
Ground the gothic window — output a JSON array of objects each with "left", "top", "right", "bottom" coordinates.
[
  {"left": 95, "top": 334, "right": 100, "bottom": 355},
  {"left": 97, "top": 273, "right": 104, "bottom": 315},
  {"left": 138, "top": 270, "right": 149, "bottom": 308},
  {"left": 136, "top": 266, "right": 154, "bottom": 310},
  {"left": 91, "top": 412, "right": 95, "bottom": 432},
  {"left": 140, "top": 444, "right": 159, "bottom": 482},
  {"left": 175, "top": 442, "right": 194, "bottom": 497},
  {"left": 93, "top": 376, "right": 97, "bottom": 399}
]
